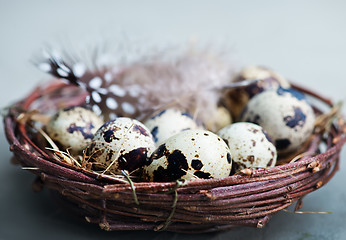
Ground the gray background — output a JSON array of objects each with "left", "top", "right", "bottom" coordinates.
[{"left": 1, "top": 0, "right": 346, "bottom": 239}]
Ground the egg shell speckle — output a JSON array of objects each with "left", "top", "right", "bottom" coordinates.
[
  {"left": 46, "top": 106, "right": 104, "bottom": 153},
  {"left": 218, "top": 122, "right": 277, "bottom": 172},
  {"left": 143, "top": 129, "right": 232, "bottom": 182},
  {"left": 88, "top": 117, "right": 156, "bottom": 174},
  {"left": 144, "top": 108, "right": 201, "bottom": 146},
  {"left": 240, "top": 87, "right": 315, "bottom": 154}
]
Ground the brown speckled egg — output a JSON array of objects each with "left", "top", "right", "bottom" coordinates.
[
  {"left": 87, "top": 117, "right": 156, "bottom": 174},
  {"left": 240, "top": 87, "right": 315, "bottom": 154},
  {"left": 218, "top": 122, "right": 277, "bottom": 173},
  {"left": 143, "top": 129, "right": 232, "bottom": 182},
  {"left": 46, "top": 106, "right": 104, "bottom": 153},
  {"left": 224, "top": 65, "right": 290, "bottom": 119}
]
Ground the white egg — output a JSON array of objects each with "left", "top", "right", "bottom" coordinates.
[
  {"left": 144, "top": 108, "right": 201, "bottom": 146},
  {"left": 87, "top": 117, "right": 156, "bottom": 174},
  {"left": 46, "top": 106, "right": 104, "bottom": 153},
  {"left": 143, "top": 129, "right": 232, "bottom": 182},
  {"left": 240, "top": 87, "right": 315, "bottom": 154},
  {"left": 218, "top": 122, "right": 277, "bottom": 172}
]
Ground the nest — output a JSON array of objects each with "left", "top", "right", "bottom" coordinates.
[{"left": 4, "top": 80, "right": 346, "bottom": 233}]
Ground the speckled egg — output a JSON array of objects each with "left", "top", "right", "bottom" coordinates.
[
  {"left": 240, "top": 87, "right": 315, "bottom": 154},
  {"left": 218, "top": 122, "right": 277, "bottom": 173},
  {"left": 144, "top": 108, "right": 201, "bottom": 146},
  {"left": 143, "top": 129, "right": 232, "bottom": 182},
  {"left": 224, "top": 65, "right": 291, "bottom": 120},
  {"left": 46, "top": 106, "right": 104, "bottom": 153},
  {"left": 87, "top": 117, "right": 156, "bottom": 174}
]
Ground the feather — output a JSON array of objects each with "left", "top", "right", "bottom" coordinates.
[
  {"left": 36, "top": 44, "right": 236, "bottom": 131},
  {"left": 118, "top": 48, "right": 235, "bottom": 121}
]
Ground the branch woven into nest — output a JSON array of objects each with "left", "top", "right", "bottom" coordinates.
[{"left": 3, "top": 81, "right": 346, "bottom": 233}]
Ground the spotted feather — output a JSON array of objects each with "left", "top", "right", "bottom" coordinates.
[
  {"left": 37, "top": 46, "right": 241, "bottom": 130},
  {"left": 38, "top": 52, "right": 139, "bottom": 120}
]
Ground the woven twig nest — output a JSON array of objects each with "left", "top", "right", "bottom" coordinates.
[{"left": 4, "top": 80, "right": 346, "bottom": 233}]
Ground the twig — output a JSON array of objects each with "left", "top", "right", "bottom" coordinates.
[{"left": 282, "top": 209, "right": 331, "bottom": 214}]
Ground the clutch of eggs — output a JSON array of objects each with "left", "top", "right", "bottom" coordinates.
[{"left": 43, "top": 64, "right": 317, "bottom": 182}]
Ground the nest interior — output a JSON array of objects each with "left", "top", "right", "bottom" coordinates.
[{"left": 3, "top": 80, "right": 346, "bottom": 233}]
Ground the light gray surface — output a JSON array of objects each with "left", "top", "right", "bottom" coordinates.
[{"left": 1, "top": 1, "right": 346, "bottom": 239}]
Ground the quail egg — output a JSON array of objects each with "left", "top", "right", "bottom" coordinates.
[
  {"left": 224, "top": 65, "right": 291, "bottom": 120},
  {"left": 218, "top": 122, "right": 277, "bottom": 173},
  {"left": 87, "top": 117, "right": 155, "bottom": 174},
  {"left": 46, "top": 106, "right": 104, "bottom": 153},
  {"left": 144, "top": 108, "right": 201, "bottom": 146},
  {"left": 240, "top": 87, "right": 315, "bottom": 154},
  {"left": 143, "top": 129, "right": 232, "bottom": 182}
]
